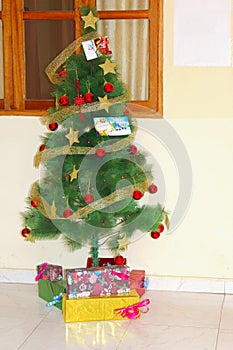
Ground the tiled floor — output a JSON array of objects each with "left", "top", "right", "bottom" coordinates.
[{"left": 0, "top": 283, "right": 232, "bottom": 350}]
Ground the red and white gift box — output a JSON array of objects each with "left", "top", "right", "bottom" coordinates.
[{"left": 66, "top": 265, "right": 130, "bottom": 299}]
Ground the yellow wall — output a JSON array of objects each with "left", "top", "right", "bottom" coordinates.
[{"left": 164, "top": 0, "right": 233, "bottom": 119}]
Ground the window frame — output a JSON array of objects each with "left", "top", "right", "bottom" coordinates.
[{"left": 0, "top": 0, "right": 163, "bottom": 117}]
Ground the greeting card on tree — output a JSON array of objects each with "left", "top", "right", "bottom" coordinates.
[
  {"left": 82, "top": 36, "right": 112, "bottom": 61},
  {"left": 93, "top": 116, "right": 131, "bottom": 137}
]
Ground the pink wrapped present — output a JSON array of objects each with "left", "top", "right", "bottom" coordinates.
[
  {"left": 66, "top": 265, "right": 130, "bottom": 299},
  {"left": 36, "top": 263, "right": 63, "bottom": 282}
]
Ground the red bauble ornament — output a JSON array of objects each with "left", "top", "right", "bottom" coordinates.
[
  {"left": 74, "top": 95, "right": 85, "bottom": 106},
  {"left": 104, "top": 82, "right": 114, "bottom": 93},
  {"left": 157, "top": 224, "right": 164, "bottom": 233},
  {"left": 114, "top": 255, "right": 125, "bottom": 265},
  {"left": 59, "top": 71, "right": 67, "bottom": 78},
  {"left": 130, "top": 145, "right": 138, "bottom": 154},
  {"left": 49, "top": 122, "right": 58, "bottom": 131},
  {"left": 59, "top": 95, "right": 69, "bottom": 106},
  {"left": 84, "top": 193, "right": 94, "bottom": 204},
  {"left": 148, "top": 183, "right": 158, "bottom": 194},
  {"left": 151, "top": 231, "right": 160, "bottom": 239},
  {"left": 84, "top": 92, "right": 94, "bottom": 103},
  {"left": 76, "top": 79, "right": 80, "bottom": 91},
  {"left": 39, "top": 144, "right": 46, "bottom": 152},
  {"left": 96, "top": 148, "right": 105, "bottom": 157},
  {"left": 31, "top": 198, "right": 40, "bottom": 208},
  {"left": 21, "top": 227, "right": 30, "bottom": 237},
  {"left": 133, "top": 190, "right": 143, "bottom": 200},
  {"left": 63, "top": 209, "right": 73, "bottom": 218}
]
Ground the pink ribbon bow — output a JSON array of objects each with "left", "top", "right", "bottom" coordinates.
[
  {"left": 111, "top": 271, "right": 130, "bottom": 280},
  {"left": 35, "top": 262, "right": 48, "bottom": 281},
  {"left": 114, "top": 299, "right": 150, "bottom": 320}
]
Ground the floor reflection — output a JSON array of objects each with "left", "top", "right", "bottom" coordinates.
[{"left": 66, "top": 320, "right": 130, "bottom": 346}]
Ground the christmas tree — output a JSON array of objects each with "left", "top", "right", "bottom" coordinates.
[{"left": 21, "top": 7, "right": 168, "bottom": 267}]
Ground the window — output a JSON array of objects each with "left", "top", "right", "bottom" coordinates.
[{"left": 0, "top": 0, "right": 163, "bottom": 116}]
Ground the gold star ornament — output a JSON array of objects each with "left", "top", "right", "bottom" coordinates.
[
  {"left": 81, "top": 11, "right": 99, "bottom": 29},
  {"left": 65, "top": 127, "right": 79, "bottom": 146},
  {"left": 70, "top": 165, "right": 79, "bottom": 182},
  {"left": 99, "top": 59, "right": 117, "bottom": 75},
  {"left": 25, "top": 235, "right": 35, "bottom": 243},
  {"left": 98, "top": 95, "right": 110, "bottom": 112},
  {"left": 50, "top": 200, "right": 57, "bottom": 219},
  {"left": 118, "top": 235, "right": 130, "bottom": 250}
]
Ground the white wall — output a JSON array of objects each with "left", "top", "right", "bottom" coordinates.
[
  {"left": 0, "top": 117, "right": 89, "bottom": 269},
  {"left": 0, "top": 116, "right": 232, "bottom": 279}
]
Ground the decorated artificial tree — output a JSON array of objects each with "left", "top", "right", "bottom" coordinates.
[{"left": 21, "top": 7, "right": 168, "bottom": 267}]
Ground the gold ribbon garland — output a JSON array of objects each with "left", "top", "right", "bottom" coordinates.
[
  {"left": 31, "top": 26, "right": 144, "bottom": 226},
  {"left": 43, "top": 29, "right": 130, "bottom": 127},
  {"left": 45, "top": 31, "right": 101, "bottom": 85},
  {"left": 34, "top": 119, "right": 137, "bottom": 167},
  {"left": 30, "top": 179, "right": 148, "bottom": 221},
  {"left": 73, "top": 180, "right": 148, "bottom": 219},
  {"left": 30, "top": 182, "right": 55, "bottom": 219},
  {"left": 41, "top": 91, "right": 130, "bottom": 128}
]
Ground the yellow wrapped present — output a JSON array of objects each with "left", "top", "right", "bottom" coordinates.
[{"left": 62, "top": 290, "right": 140, "bottom": 322}]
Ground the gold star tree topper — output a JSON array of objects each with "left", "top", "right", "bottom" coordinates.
[
  {"left": 99, "top": 59, "right": 117, "bottom": 75},
  {"left": 81, "top": 11, "right": 99, "bottom": 29}
]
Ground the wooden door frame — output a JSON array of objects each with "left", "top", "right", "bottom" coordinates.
[{"left": 0, "top": 0, "right": 163, "bottom": 117}]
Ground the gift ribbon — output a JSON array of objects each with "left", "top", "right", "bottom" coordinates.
[
  {"left": 144, "top": 276, "right": 149, "bottom": 289},
  {"left": 111, "top": 271, "right": 130, "bottom": 280},
  {"left": 114, "top": 299, "right": 150, "bottom": 320},
  {"left": 46, "top": 292, "right": 63, "bottom": 307},
  {"left": 35, "top": 262, "right": 48, "bottom": 281}
]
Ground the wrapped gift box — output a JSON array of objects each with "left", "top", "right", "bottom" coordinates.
[
  {"left": 86, "top": 257, "right": 116, "bottom": 268},
  {"left": 66, "top": 265, "right": 130, "bottom": 298},
  {"left": 62, "top": 289, "right": 140, "bottom": 322},
  {"left": 38, "top": 279, "right": 66, "bottom": 310},
  {"left": 36, "top": 263, "right": 63, "bottom": 282},
  {"left": 130, "top": 270, "right": 146, "bottom": 297}
]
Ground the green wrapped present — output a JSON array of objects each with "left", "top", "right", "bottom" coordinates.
[{"left": 38, "top": 279, "right": 66, "bottom": 310}]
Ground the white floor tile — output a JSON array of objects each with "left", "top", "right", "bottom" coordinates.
[
  {"left": 0, "top": 283, "right": 50, "bottom": 317},
  {"left": 0, "top": 316, "right": 45, "bottom": 350},
  {"left": 142, "top": 290, "right": 224, "bottom": 328},
  {"left": 19, "top": 319, "right": 130, "bottom": 350},
  {"left": 220, "top": 295, "right": 233, "bottom": 331},
  {"left": 118, "top": 323, "right": 218, "bottom": 350},
  {"left": 0, "top": 283, "right": 228, "bottom": 350},
  {"left": 217, "top": 330, "right": 233, "bottom": 350}
]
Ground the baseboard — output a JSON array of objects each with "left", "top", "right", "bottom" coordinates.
[
  {"left": 1, "top": 269, "right": 233, "bottom": 294},
  {"left": 147, "top": 275, "right": 233, "bottom": 294},
  {"left": 0, "top": 269, "right": 36, "bottom": 284}
]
